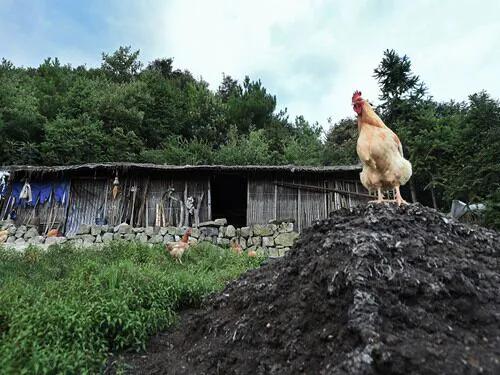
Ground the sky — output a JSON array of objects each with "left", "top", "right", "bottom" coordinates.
[{"left": 1, "top": 0, "right": 499, "bottom": 129}]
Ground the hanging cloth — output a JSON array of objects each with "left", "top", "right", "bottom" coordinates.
[
  {"left": 54, "top": 181, "right": 69, "bottom": 205},
  {"left": 0, "top": 171, "right": 10, "bottom": 197},
  {"left": 20, "top": 182, "right": 32, "bottom": 202}
]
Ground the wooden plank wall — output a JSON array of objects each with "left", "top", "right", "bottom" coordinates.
[
  {"left": 248, "top": 176, "right": 370, "bottom": 232},
  {"left": 65, "top": 175, "right": 210, "bottom": 235},
  {"left": 247, "top": 179, "right": 275, "bottom": 226}
]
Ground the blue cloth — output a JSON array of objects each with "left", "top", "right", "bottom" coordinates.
[
  {"left": 54, "top": 182, "right": 69, "bottom": 205},
  {"left": 32, "top": 183, "right": 53, "bottom": 204},
  {"left": 11, "top": 182, "right": 23, "bottom": 206}
]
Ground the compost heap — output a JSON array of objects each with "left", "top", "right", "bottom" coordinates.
[{"left": 127, "top": 204, "right": 500, "bottom": 375}]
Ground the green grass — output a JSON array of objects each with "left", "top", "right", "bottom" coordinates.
[{"left": 0, "top": 241, "right": 264, "bottom": 374}]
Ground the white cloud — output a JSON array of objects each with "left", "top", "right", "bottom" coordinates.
[{"left": 143, "top": 0, "right": 500, "bottom": 128}]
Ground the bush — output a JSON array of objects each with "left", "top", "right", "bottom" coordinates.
[{"left": 0, "top": 241, "right": 263, "bottom": 373}]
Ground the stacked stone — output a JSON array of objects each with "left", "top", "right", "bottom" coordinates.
[{"left": 0, "top": 219, "right": 299, "bottom": 257}]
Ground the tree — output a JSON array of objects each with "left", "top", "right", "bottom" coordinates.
[
  {"left": 41, "top": 115, "right": 107, "bottom": 164},
  {"left": 323, "top": 118, "right": 358, "bottom": 165},
  {"left": 373, "top": 49, "right": 430, "bottom": 202},
  {"left": 101, "top": 46, "right": 142, "bottom": 83}
]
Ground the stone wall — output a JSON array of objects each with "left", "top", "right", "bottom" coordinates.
[{"left": 0, "top": 219, "right": 299, "bottom": 257}]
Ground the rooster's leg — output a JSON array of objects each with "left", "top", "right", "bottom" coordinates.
[
  {"left": 395, "top": 186, "right": 408, "bottom": 206},
  {"left": 369, "top": 188, "right": 386, "bottom": 203}
]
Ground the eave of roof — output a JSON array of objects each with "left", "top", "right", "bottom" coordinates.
[{"left": 2, "top": 162, "right": 361, "bottom": 175}]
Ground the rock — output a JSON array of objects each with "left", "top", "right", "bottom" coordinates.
[
  {"left": 274, "top": 232, "right": 299, "bottom": 247},
  {"left": 15, "top": 225, "right": 27, "bottom": 238},
  {"left": 102, "top": 225, "right": 110, "bottom": 233},
  {"left": 1, "top": 221, "right": 14, "bottom": 230},
  {"left": 239, "top": 237, "right": 247, "bottom": 249},
  {"left": 28, "top": 236, "right": 44, "bottom": 244},
  {"left": 225, "top": 225, "right": 236, "bottom": 238},
  {"left": 159, "top": 227, "right": 168, "bottom": 236},
  {"left": 133, "top": 227, "right": 145, "bottom": 234},
  {"left": 102, "top": 233, "right": 114, "bottom": 243},
  {"left": 167, "top": 226, "right": 177, "bottom": 235},
  {"left": 214, "top": 218, "right": 227, "bottom": 226},
  {"left": 217, "top": 238, "right": 230, "bottom": 246},
  {"left": 240, "top": 226, "right": 252, "bottom": 238},
  {"left": 115, "top": 223, "right": 131, "bottom": 234},
  {"left": 218, "top": 226, "right": 225, "bottom": 238},
  {"left": 250, "top": 236, "right": 262, "bottom": 247},
  {"left": 124, "top": 233, "right": 135, "bottom": 241},
  {"left": 163, "top": 234, "right": 174, "bottom": 244},
  {"left": 262, "top": 236, "right": 274, "bottom": 247},
  {"left": 113, "top": 233, "right": 123, "bottom": 240},
  {"left": 82, "top": 234, "right": 95, "bottom": 243},
  {"left": 188, "top": 237, "right": 198, "bottom": 244},
  {"left": 267, "top": 247, "right": 280, "bottom": 257},
  {"left": 6, "top": 236, "right": 15, "bottom": 243},
  {"left": 77, "top": 224, "right": 91, "bottom": 235},
  {"left": 90, "top": 225, "right": 102, "bottom": 236},
  {"left": 45, "top": 237, "right": 67, "bottom": 246},
  {"left": 252, "top": 224, "right": 273, "bottom": 237},
  {"left": 268, "top": 218, "right": 295, "bottom": 225},
  {"left": 24, "top": 227, "right": 39, "bottom": 239},
  {"left": 200, "top": 227, "right": 218, "bottom": 237},
  {"left": 174, "top": 235, "right": 180, "bottom": 242},
  {"left": 95, "top": 235, "right": 102, "bottom": 243},
  {"left": 69, "top": 239, "right": 83, "bottom": 247},
  {"left": 14, "top": 237, "right": 26, "bottom": 245},
  {"left": 198, "top": 220, "right": 217, "bottom": 227},
  {"left": 66, "top": 233, "right": 78, "bottom": 240},
  {"left": 136, "top": 233, "right": 148, "bottom": 243},
  {"left": 145, "top": 227, "right": 155, "bottom": 236},
  {"left": 190, "top": 227, "right": 200, "bottom": 238},
  {"left": 176, "top": 227, "right": 187, "bottom": 236},
  {"left": 149, "top": 235, "right": 163, "bottom": 244},
  {"left": 279, "top": 222, "right": 294, "bottom": 233},
  {"left": 278, "top": 247, "right": 290, "bottom": 256},
  {"left": 7, "top": 226, "right": 17, "bottom": 236}
]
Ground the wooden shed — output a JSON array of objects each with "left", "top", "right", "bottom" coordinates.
[{"left": 0, "top": 163, "right": 370, "bottom": 234}]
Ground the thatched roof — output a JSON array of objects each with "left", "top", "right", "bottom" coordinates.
[{"left": 2, "top": 163, "right": 361, "bottom": 176}]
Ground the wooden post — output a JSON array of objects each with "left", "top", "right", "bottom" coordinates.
[
  {"left": 324, "top": 180, "right": 328, "bottom": 216},
  {"left": 274, "top": 181, "right": 277, "bottom": 220},
  {"left": 297, "top": 186, "right": 302, "bottom": 232},
  {"left": 207, "top": 178, "right": 212, "bottom": 220}
]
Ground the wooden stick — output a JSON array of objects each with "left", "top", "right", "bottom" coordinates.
[{"left": 275, "top": 181, "right": 373, "bottom": 198}]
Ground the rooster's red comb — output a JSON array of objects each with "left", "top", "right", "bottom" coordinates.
[{"left": 352, "top": 90, "right": 362, "bottom": 102}]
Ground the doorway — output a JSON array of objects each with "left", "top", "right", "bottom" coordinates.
[{"left": 210, "top": 174, "right": 247, "bottom": 227}]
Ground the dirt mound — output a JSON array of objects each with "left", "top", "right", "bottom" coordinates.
[{"left": 125, "top": 204, "right": 500, "bottom": 375}]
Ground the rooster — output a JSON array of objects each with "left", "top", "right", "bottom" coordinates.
[
  {"left": 352, "top": 91, "right": 412, "bottom": 205},
  {"left": 166, "top": 228, "right": 192, "bottom": 264},
  {"left": 230, "top": 240, "right": 243, "bottom": 255}
]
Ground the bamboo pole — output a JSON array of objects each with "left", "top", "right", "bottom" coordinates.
[{"left": 275, "top": 181, "right": 373, "bottom": 198}]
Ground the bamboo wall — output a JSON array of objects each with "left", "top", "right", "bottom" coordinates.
[
  {"left": 1, "top": 169, "right": 368, "bottom": 234},
  {"left": 65, "top": 176, "right": 210, "bottom": 235},
  {"left": 248, "top": 176, "right": 369, "bottom": 232}
]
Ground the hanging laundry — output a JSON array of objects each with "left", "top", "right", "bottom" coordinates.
[
  {"left": 20, "top": 182, "right": 32, "bottom": 202},
  {"left": 0, "top": 171, "right": 10, "bottom": 197},
  {"left": 54, "top": 181, "right": 69, "bottom": 205}
]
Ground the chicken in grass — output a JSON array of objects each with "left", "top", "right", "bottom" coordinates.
[
  {"left": 166, "top": 228, "right": 192, "bottom": 264},
  {"left": 230, "top": 240, "right": 243, "bottom": 255},
  {"left": 352, "top": 90, "right": 412, "bottom": 205}
]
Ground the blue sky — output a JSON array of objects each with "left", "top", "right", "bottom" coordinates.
[{"left": 1, "top": 0, "right": 499, "bottom": 128}]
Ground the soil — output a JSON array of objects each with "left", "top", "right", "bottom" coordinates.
[{"left": 121, "top": 203, "right": 500, "bottom": 374}]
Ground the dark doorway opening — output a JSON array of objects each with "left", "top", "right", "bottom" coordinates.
[{"left": 211, "top": 174, "right": 247, "bottom": 227}]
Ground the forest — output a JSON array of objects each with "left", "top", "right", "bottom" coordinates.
[{"left": 0, "top": 47, "right": 499, "bottom": 227}]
